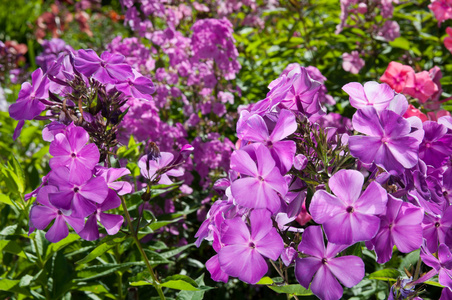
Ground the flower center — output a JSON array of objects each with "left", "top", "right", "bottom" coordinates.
[
  {"left": 381, "top": 137, "right": 389, "bottom": 144},
  {"left": 73, "top": 187, "right": 79, "bottom": 193},
  {"left": 346, "top": 206, "right": 354, "bottom": 213},
  {"left": 435, "top": 222, "right": 441, "bottom": 228},
  {"left": 249, "top": 242, "right": 256, "bottom": 248},
  {"left": 71, "top": 152, "right": 77, "bottom": 158},
  {"left": 257, "top": 176, "right": 264, "bottom": 182},
  {"left": 425, "top": 142, "right": 431, "bottom": 148},
  {"left": 57, "top": 210, "right": 63, "bottom": 215},
  {"left": 322, "top": 258, "right": 328, "bottom": 264}
]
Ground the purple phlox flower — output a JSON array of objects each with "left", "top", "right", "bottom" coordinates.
[
  {"left": 24, "top": 172, "right": 51, "bottom": 201},
  {"left": 443, "top": 166, "right": 452, "bottom": 204},
  {"left": 281, "top": 66, "right": 323, "bottom": 117},
  {"left": 138, "top": 152, "right": 184, "bottom": 185},
  {"left": 47, "top": 54, "right": 75, "bottom": 95},
  {"left": 230, "top": 144, "right": 288, "bottom": 213},
  {"left": 441, "top": 287, "right": 452, "bottom": 300},
  {"left": 342, "top": 81, "right": 394, "bottom": 112},
  {"left": 387, "top": 94, "right": 409, "bottom": 116},
  {"left": 95, "top": 166, "right": 132, "bottom": 195},
  {"left": 48, "top": 167, "right": 109, "bottom": 218},
  {"left": 9, "top": 69, "right": 49, "bottom": 139},
  {"left": 388, "top": 277, "right": 418, "bottom": 300},
  {"left": 282, "top": 177, "right": 307, "bottom": 218},
  {"left": 281, "top": 244, "right": 298, "bottom": 267},
  {"left": 206, "top": 254, "right": 229, "bottom": 283},
  {"left": 253, "top": 75, "right": 294, "bottom": 115},
  {"left": 237, "top": 109, "right": 297, "bottom": 174},
  {"left": 49, "top": 124, "right": 100, "bottom": 183},
  {"left": 42, "top": 121, "right": 70, "bottom": 142},
  {"left": 349, "top": 107, "right": 423, "bottom": 174},
  {"left": 423, "top": 205, "right": 452, "bottom": 253},
  {"left": 309, "top": 169, "right": 387, "bottom": 244},
  {"left": 366, "top": 195, "right": 423, "bottom": 263},
  {"left": 116, "top": 69, "right": 155, "bottom": 101},
  {"left": 295, "top": 226, "right": 365, "bottom": 300},
  {"left": 9, "top": 68, "right": 49, "bottom": 121},
  {"left": 73, "top": 49, "right": 133, "bottom": 84},
  {"left": 439, "top": 116, "right": 452, "bottom": 132},
  {"left": 218, "top": 209, "right": 284, "bottom": 284},
  {"left": 78, "top": 189, "right": 124, "bottom": 241},
  {"left": 275, "top": 212, "right": 303, "bottom": 233},
  {"left": 30, "top": 185, "right": 84, "bottom": 243},
  {"left": 419, "top": 121, "right": 452, "bottom": 168},
  {"left": 420, "top": 243, "right": 452, "bottom": 289}
]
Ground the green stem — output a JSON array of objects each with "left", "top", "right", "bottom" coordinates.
[
  {"left": 120, "top": 196, "right": 166, "bottom": 300},
  {"left": 413, "top": 256, "right": 422, "bottom": 281}
]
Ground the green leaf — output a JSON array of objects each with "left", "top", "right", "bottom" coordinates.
[
  {"left": 142, "top": 249, "right": 172, "bottom": 265},
  {"left": 368, "top": 269, "right": 401, "bottom": 281},
  {"left": 389, "top": 37, "right": 421, "bottom": 56},
  {"left": 160, "top": 243, "right": 194, "bottom": 259},
  {"left": 0, "top": 194, "right": 13, "bottom": 205},
  {"left": 75, "top": 262, "right": 145, "bottom": 281},
  {"left": 256, "top": 277, "right": 274, "bottom": 285},
  {"left": 177, "top": 274, "right": 209, "bottom": 300},
  {"left": 267, "top": 284, "right": 313, "bottom": 296},
  {"left": 0, "top": 278, "right": 31, "bottom": 296},
  {"left": 424, "top": 280, "right": 444, "bottom": 288},
  {"left": 76, "top": 236, "right": 126, "bottom": 264},
  {"left": 46, "top": 234, "right": 80, "bottom": 258},
  {"left": 160, "top": 280, "right": 199, "bottom": 291},
  {"left": 0, "top": 240, "right": 27, "bottom": 258}
]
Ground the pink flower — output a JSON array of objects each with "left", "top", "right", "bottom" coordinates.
[
  {"left": 444, "top": 27, "right": 452, "bottom": 53},
  {"left": 403, "top": 104, "right": 428, "bottom": 122},
  {"left": 403, "top": 71, "right": 439, "bottom": 103},
  {"left": 342, "top": 51, "right": 365, "bottom": 74},
  {"left": 429, "top": 0, "right": 452, "bottom": 25},
  {"left": 380, "top": 62, "right": 414, "bottom": 93}
]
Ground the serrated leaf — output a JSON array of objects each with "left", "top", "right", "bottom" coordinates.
[{"left": 368, "top": 269, "right": 401, "bottom": 281}]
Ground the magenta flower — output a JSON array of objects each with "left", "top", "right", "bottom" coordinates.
[
  {"left": 238, "top": 109, "right": 297, "bottom": 174},
  {"left": 29, "top": 186, "right": 84, "bottom": 243},
  {"left": 49, "top": 125, "right": 100, "bottom": 183},
  {"left": 421, "top": 243, "right": 452, "bottom": 289},
  {"left": 403, "top": 71, "right": 438, "bottom": 103},
  {"left": 366, "top": 195, "right": 424, "bottom": 263},
  {"left": 206, "top": 254, "right": 229, "bottom": 283},
  {"left": 73, "top": 49, "right": 133, "bottom": 84},
  {"left": 342, "top": 51, "right": 365, "bottom": 74},
  {"left": 295, "top": 226, "right": 365, "bottom": 300},
  {"left": 349, "top": 107, "right": 423, "bottom": 174},
  {"left": 218, "top": 209, "right": 284, "bottom": 284},
  {"left": 342, "top": 81, "right": 394, "bottom": 112},
  {"left": 48, "top": 167, "right": 109, "bottom": 218},
  {"left": 230, "top": 144, "right": 288, "bottom": 213},
  {"left": 419, "top": 121, "right": 452, "bottom": 168},
  {"left": 78, "top": 189, "right": 124, "bottom": 241},
  {"left": 95, "top": 166, "right": 133, "bottom": 195},
  {"left": 116, "top": 69, "right": 155, "bottom": 101},
  {"left": 309, "top": 169, "right": 387, "bottom": 244},
  {"left": 138, "top": 152, "right": 184, "bottom": 185},
  {"left": 423, "top": 205, "right": 452, "bottom": 253},
  {"left": 9, "top": 68, "right": 48, "bottom": 121}
]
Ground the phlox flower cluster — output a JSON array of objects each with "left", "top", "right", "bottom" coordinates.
[
  {"left": 198, "top": 62, "right": 452, "bottom": 300},
  {"left": 337, "top": 0, "right": 400, "bottom": 74},
  {"left": 111, "top": 3, "right": 245, "bottom": 189},
  {"left": 8, "top": 46, "right": 193, "bottom": 243},
  {"left": 429, "top": 0, "right": 452, "bottom": 25},
  {"left": 380, "top": 61, "right": 450, "bottom": 121},
  {"left": 0, "top": 40, "right": 29, "bottom": 84}
]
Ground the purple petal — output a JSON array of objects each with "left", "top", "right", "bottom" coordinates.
[
  {"left": 363, "top": 81, "right": 393, "bottom": 111},
  {"left": 372, "top": 224, "right": 394, "bottom": 264},
  {"left": 255, "top": 144, "right": 276, "bottom": 177},
  {"left": 393, "top": 224, "right": 423, "bottom": 253},
  {"left": 30, "top": 206, "right": 56, "bottom": 229},
  {"left": 100, "top": 189, "right": 121, "bottom": 211},
  {"left": 298, "top": 226, "right": 326, "bottom": 257},
  {"left": 79, "top": 176, "right": 108, "bottom": 204},
  {"left": 241, "top": 114, "right": 269, "bottom": 142},
  {"left": 348, "top": 136, "right": 383, "bottom": 164},
  {"left": 206, "top": 255, "right": 229, "bottom": 283},
  {"left": 310, "top": 265, "right": 343, "bottom": 300},
  {"left": 218, "top": 245, "right": 268, "bottom": 284},
  {"left": 232, "top": 178, "right": 281, "bottom": 213},
  {"left": 329, "top": 170, "right": 364, "bottom": 204},
  {"left": 49, "top": 190, "right": 74, "bottom": 212},
  {"left": 250, "top": 209, "right": 272, "bottom": 240},
  {"left": 295, "top": 256, "right": 322, "bottom": 288},
  {"left": 221, "top": 217, "right": 250, "bottom": 245},
  {"left": 78, "top": 214, "right": 99, "bottom": 241},
  {"left": 99, "top": 212, "right": 123, "bottom": 235},
  {"left": 327, "top": 255, "right": 364, "bottom": 287},
  {"left": 71, "top": 194, "right": 97, "bottom": 218},
  {"left": 270, "top": 109, "right": 297, "bottom": 141},
  {"left": 230, "top": 150, "right": 258, "bottom": 177},
  {"left": 309, "top": 190, "right": 344, "bottom": 224},
  {"left": 355, "top": 181, "right": 387, "bottom": 215},
  {"left": 352, "top": 107, "right": 384, "bottom": 137},
  {"left": 386, "top": 136, "right": 419, "bottom": 169},
  {"left": 45, "top": 216, "right": 69, "bottom": 243},
  {"left": 271, "top": 140, "right": 296, "bottom": 174},
  {"left": 255, "top": 229, "right": 284, "bottom": 260},
  {"left": 342, "top": 82, "right": 367, "bottom": 109}
]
